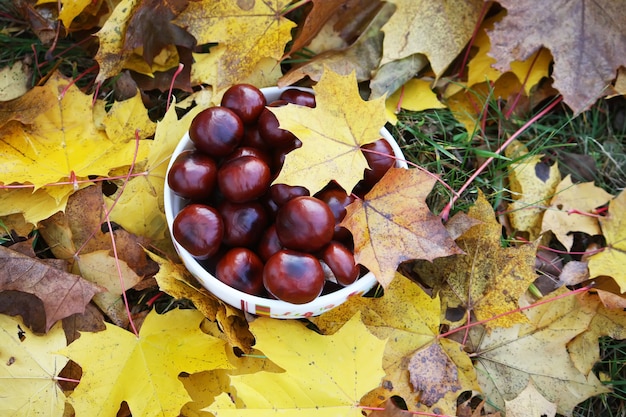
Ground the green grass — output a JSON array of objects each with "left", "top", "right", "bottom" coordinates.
[
  {"left": 394, "top": 91, "right": 626, "bottom": 416},
  {"left": 575, "top": 337, "right": 626, "bottom": 417}
]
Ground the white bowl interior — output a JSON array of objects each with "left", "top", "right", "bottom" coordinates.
[{"left": 164, "top": 87, "right": 407, "bottom": 318}]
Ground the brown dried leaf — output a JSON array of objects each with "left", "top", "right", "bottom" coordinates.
[
  {"left": 0, "top": 245, "right": 103, "bottom": 332},
  {"left": 487, "top": 0, "right": 626, "bottom": 114}
]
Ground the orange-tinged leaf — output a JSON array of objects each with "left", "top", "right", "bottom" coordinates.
[
  {"left": 341, "top": 168, "right": 462, "bottom": 288},
  {"left": 0, "top": 72, "right": 150, "bottom": 189},
  {"left": 271, "top": 68, "right": 387, "bottom": 194},
  {"left": 540, "top": 175, "right": 613, "bottom": 250},
  {"left": 472, "top": 288, "right": 608, "bottom": 416},
  {"left": 60, "top": 308, "right": 233, "bottom": 417},
  {"left": 413, "top": 192, "right": 538, "bottom": 329},
  {"left": 0, "top": 314, "right": 68, "bottom": 417},
  {"left": 0, "top": 245, "right": 103, "bottom": 333},
  {"left": 487, "top": 0, "right": 626, "bottom": 114},
  {"left": 205, "top": 312, "right": 386, "bottom": 417},
  {"left": 175, "top": 0, "right": 295, "bottom": 92},
  {"left": 588, "top": 189, "right": 626, "bottom": 291},
  {"left": 380, "top": 0, "right": 484, "bottom": 77},
  {"left": 286, "top": 0, "right": 347, "bottom": 58}
]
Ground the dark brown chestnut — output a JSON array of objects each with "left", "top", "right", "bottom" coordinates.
[
  {"left": 189, "top": 106, "right": 244, "bottom": 157},
  {"left": 275, "top": 196, "right": 335, "bottom": 252},
  {"left": 172, "top": 204, "right": 223, "bottom": 259},
  {"left": 217, "top": 155, "right": 271, "bottom": 203},
  {"left": 216, "top": 247, "right": 265, "bottom": 295},
  {"left": 167, "top": 150, "right": 217, "bottom": 200},
  {"left": 263, "top": 249, "right": 325, "bottom": 304}
]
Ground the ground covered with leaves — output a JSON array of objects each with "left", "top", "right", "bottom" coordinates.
[{"left": 1, "top": 1, "right": 626, "bottom": 416}]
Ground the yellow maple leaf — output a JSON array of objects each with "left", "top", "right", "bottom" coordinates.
[
  {"left": 380, "top": 0, "right": 484, "bottom": 77},
  {"left": 205, "top": 312, "right": 386, "bottom": 417},
  {"left": 506, "top": 140, "right": 561, "bottom": 240},
  {"left": 568, "top": 292, "right": 626, "bottom": 376},
  {"left": 175, "top": 0, "right": 295, "bottom": 92},
  {"left": 0, "top": 184, "right": 83, "bottom": 225},
  {"left": 271, "top": 68, "right": 387, "bottom": 194},
  {"left": 105, "top": 95, "right": 207, "bottom": 241},
  {"left": 385, "top": 78, "right": 445, "bottom": 124},
  {"left": 413, "top": 191, "right": 538, "bottom": 329},
  {"left": 0, "top": 314, "right": 68, "bottom": 417},
  {"left": 36, "top": 0, "right": 92, "bottom": 28},
  {"left": 446, "top": 73, "right": 524, "bottom": 133},
  {"left": 472, "top": 288, "right": 608, "bottom": 416},
  {"left": 588, "top": 189, "right": 626, "bottom": 291},
  {"left": 93, "top": 0, "right": 138, "bottom": 84},
  {"left": 504, "top": 380, "right": 557, "bottom": 417},
  {"left": 540, "top": 175, "right": 613, "bottom": 250},
  {"left": 147, "top": 249, "right": 256, "bottom": 353},
  {"left": 0, "top": 72, "right": 150, "bottom": 189},
  {"left": 60, "top": 308, "right": 233, "bottom": 417},
  {"left": 312, "top": 273, "right": 477, "bottom": 416}
]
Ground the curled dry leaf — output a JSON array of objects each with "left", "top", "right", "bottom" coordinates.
[{"left": 540, "top": 175, "right": 613, "bottom": 250}]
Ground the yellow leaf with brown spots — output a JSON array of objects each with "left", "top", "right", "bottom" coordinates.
[{"left": 413, "top": 191, "right": 538, "bottom": 329}]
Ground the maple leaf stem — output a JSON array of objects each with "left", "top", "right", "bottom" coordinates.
[
  {"left": 505, "top": 49, "right": 543, "bottom": 119},
  {"left": 454, "top": 0, "right": 492, "bottom": 79},
  {"left": 361, "top": 148, "right": 460, "bottom": 198},
  {"left": 103, "top": 205, "right": 139, "bottom": 337},
  {"left": 166, "top": 63, "right": 184, "bottom": 112},
  {"left": 280, "top": 0, "right": 311, "bottom": 16},
  {"left": 74, "top": 130, "right": 142, "bottom": 258},
  {"left": 59, "top": 64, "right": 98, "bottom": 99},
  {"left": 438, "top": 283, "right": 592, "bottom": 341},
  {"left": 512, "top": 237, "right": 606, "bottom": 257},
  {"left": 444, "top": 95, "right": 564, "bottom": 219},
  {"left": 55, "top": 376, "right": 81, "bottom": 384}
]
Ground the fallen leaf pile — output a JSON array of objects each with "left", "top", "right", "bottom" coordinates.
[{"left": 1, "top": 0, "right": 626, "bottom": 416}]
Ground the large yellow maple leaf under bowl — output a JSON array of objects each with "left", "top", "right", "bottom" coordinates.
[{"left": 164, "top": 87, "right": 406, "bottom": 318}]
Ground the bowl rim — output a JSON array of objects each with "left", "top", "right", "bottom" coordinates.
[{"left": 164, "top": 86, "right": 407, "bottom": 318}]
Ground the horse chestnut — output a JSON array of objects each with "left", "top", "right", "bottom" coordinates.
[
  {"left": 172, "top": 204, "right": 223, "bottom": 259},
  {"left": 275, "top": 196, "right": 334, "bottom": 252},
  {"left": 263, "top": 250, "right": 325, "bottom": 304}
]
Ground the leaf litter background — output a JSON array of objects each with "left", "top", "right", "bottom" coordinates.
[{"left": 1, "top": 0, "right": 626, "bottom": 416}]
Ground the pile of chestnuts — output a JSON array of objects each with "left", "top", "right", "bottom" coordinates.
[{"left": 168, "top": 84, "right": 395, "bottom": 304}]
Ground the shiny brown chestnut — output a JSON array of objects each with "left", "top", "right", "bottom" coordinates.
[
  {"left": 217, "top": 155, "right": 271, "bottom": 203},
  {"left": 216, "top": 247, "right": 265, "bottom": 295},
  {"left": 221, "top": 83, "right": 266, "bottom": 124},
  {"left": 263, "top": 249, "right": 325, "bottom": 304},
  {"left": 172, "top": 204, "right": 224, "bottom": 259},
  {"left": 189, "top": 106, "right": 244, "bottom": 157},
  {"left": 167, "top": 150, "right": 217, "bottom": 200},
  {"left": 275, "top": 196, "right": 335, "bottom": 252}
]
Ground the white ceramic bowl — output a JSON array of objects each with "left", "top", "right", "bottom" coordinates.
[{"left": 164, "top": 87, "right": 407, "bottom": 318}]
